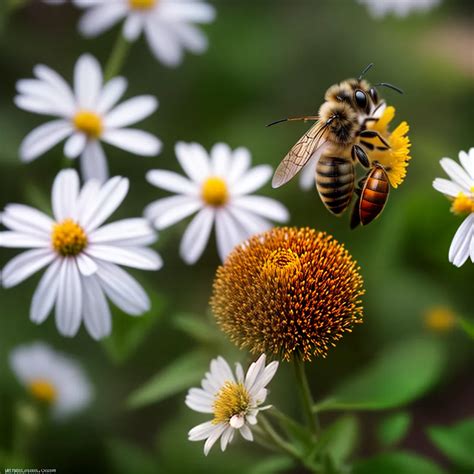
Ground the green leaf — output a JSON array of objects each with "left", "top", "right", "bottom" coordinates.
[
  {"left": 427, "top": 418, "right": 474, "bottom": 468},
  {"left": 458, "top": 317, "right": 474, "bottom": 340},
  {"left": 315, "top": 338, "right": 445, "bottom": 412},
  {"left": 247, "top": 456, "right": 295, "bottom": 474},
  {"left": 173, "top": 312, "right": 222, "bottom": 345},
  {"left": 127, "top": 351, "right": 209, "bottom": 409},
  {"left": 106, "top": 439, "right": 160, "bottom": 474},
  {"left": 353, "top": 451, "right": 445, "bottom": 474},
  {"left": 377, "top": 412, "right": 412, "bottom": 447},
  {"left": 102, "top": 291, "right": 164, "bottom": 364},
  {"left": 312, "top": 415, "right": 358, "bottom": 468}
]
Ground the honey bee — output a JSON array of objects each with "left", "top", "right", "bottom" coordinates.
[
  {"left": 350, "top": 163, "right": 390, "bottom": 228},
  {"left": 269, "top": 64, "right": 402, "bottom": 216}
]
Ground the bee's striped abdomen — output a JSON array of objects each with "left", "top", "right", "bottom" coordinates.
[
  {"left": 359, "top": 165, "right": 389, "bottom": 225},
  {"left": 315, "top": 156, "right": 355, "bottom": 215}
]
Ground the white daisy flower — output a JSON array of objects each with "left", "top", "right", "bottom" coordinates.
[
  {"left": 15, "top": 53, "right": 161, "bottom": 182},
  {"left": 0, "top": 169, "right": 162, "bottom": 339},
  {"left": 144, "top": 142, "right": 290, "bottom": 264},
  {"left": 75, "top": 0, "right": 216, "bottom": 67},
  {"left": 433, "top": 147, "right": 474, "bottom": 267},
  {"left": 186, "top": 354, "right": 278, "bottom": 455},
  {"left": 357, "top": 0, "right": 441, "bottom": 18},
  {"left": 10, "top": 342, "right": 92, "bottom": 419}
]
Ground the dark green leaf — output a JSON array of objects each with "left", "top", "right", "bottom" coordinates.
[
  {"left": 377, "top": 412, "right": 412, "bottom": 447},
  {"left": 106, "top": 439, "right": 161, "bottom": 474},
  {"left": 102, "top": 291, "right": 164, "bottom": 364},
  {"left": 427, "top": 418, "right": 474, "bottom": 468},
  {"left": 127, "top": 351, "right": 209, "bottom": 409},
  {"left": 458, "top": 317, "right": 474, "bottom": 340},
  {"left": 353, "top": 451, "right": 445, "bottom": 474},
  {"left": 315, "top": 338, "right": 445, "bottom": 411},
  {"left": 247, "top": 455, "right": 295, "bottom": 474},
  {"left": 173, "top": 312, "right": 222, "bottom": 345}
]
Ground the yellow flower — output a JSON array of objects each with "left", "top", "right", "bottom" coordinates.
[{"left": 366, "top": 106, "right": 411, "bottom": 189}]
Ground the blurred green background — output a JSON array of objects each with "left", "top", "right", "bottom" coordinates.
[{"left": 0, "top": 0, "right": 473, "bottom": 473}]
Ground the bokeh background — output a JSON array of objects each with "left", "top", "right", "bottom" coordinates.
[{"left": 0, "top": 0, "right": 473, "bottom": 473}]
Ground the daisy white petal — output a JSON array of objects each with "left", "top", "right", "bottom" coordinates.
[
  {"left": 299, "top": 156, "right": 317, "bottom": 190},
  {"left": 188, "top": 421, "right": 216, "bottom": 441},
  {"left": 95, "top": 261, "right": 150, "bottom": 315},
  {"left": 89, "top": 218, "right": 156, "bottom": 246},
  {"left": 175, "top": 141, "right": 210, "bottom": 183},
  {"left": 227, "top": 206, "right": 272, "bottom": 237},
  {"left": 180, "top": 207, "right": 215, "bottom": 264},
  {"left": 2, "top": 204, "right": 54, "bottom": 236},
  {"left": 220, "top": 426, "right": 234, "bottom": 451},
  {"left": 123, "top": 13, "right": 145, "bottom": 41},
  {"left": 64, "top": 133, "right": 87, "bottom": 159},
  {"left": 78, "top": 3, "right": 128, "bottom": 38},
  {"left": 145, "top": 196, "right": 202, "bottom": 229},
  {"left": 20, "top": 120, "right": 72, "bottom": 162},
  {"left": 96, "top": 77, "right": 128, "bottom": 115},
  {"left": 239, "top": 424, "right": 253, "bottom": 441},
  {"left": 231, "top": 165, "right": 273, "bottom": 195},
  {"left": 76, "top": 253, "right": 98, "bottom": 276},
  {"left": 82, "top": 275, "right": 112, "bottom": 340},
  {"left": 172, "top": 22, "right": 208, "bottom": 54},
  {"left": 215, "top": 209, "right": 246, "bottom": 261},
  {"left": 144, "top": 20, "right": 183, "bottom": 67},
  {"left": 432, "top": 177, "right": 463, "bottom": 198},
  {"left": 102, "top": 128, "right": 162, "bottom": 156},
  {"left": 74, "top": 54, "right": 103, "bottom": 109},
  {"left": 440, "top": 157, "right": 472, "bottom": 191},
  {"left": 227, "top": 147, "right": 251, "bottom": 184},
  {"left": 55, "top": 259, "right": 82, "bottom": 337},
  {"left": 80, "top": 141, "right": 109, "bottom": 183},
  {"left": 34, "top": 64, "right": 76, "bottom": 112},
  {"left": 160, "top": 2, "right": 216, "bottom": 23},
  {"left": 146, "top": 169, "right": 197, "bottom": 195},
  {"left": 30, "top": 258, "right": 61, "bottom": 324},
  {"left": 105, "top": 95, "right": 158, "bottom": 129},
  {"left": 204, "top": 425, "right": 226, "bottom": 456},
  {"left": 210, "top": 143, "right": 231, "bottom": 176},
  {"left": 0, "top": 231, "right": 49, "bottom": 248},
  {"left": 233, "top": 195, "right": 289, "bottom": 223},
  {"left": 2, "top": 249, "right": 55, "bottom": 288},
  {"left": 87, "top": 245, "right": 162, "bottom": 270},
  {"left": 449, "top": 214, "right": 474, "bottom": 267},
  {"left": 459, "top": 148, "right": 474, "bottom": 180},
  {"left": 52, "top": 169, "right": 80, "bottom": 222}
]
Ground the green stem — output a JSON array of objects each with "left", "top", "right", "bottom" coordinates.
[
  {"left": 258, "top": 414, "right": 300, "bottom": 460},
  {"left": 104, "top": 33, "right": 132, "bottom": 81},
  {"left": 293, "top": 355, "right": 320, "bottom": 436}
]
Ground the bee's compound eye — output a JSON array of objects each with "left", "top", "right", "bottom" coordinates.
[
  {"left": 354, "top": 90, "right": 368, "bottom": 109},
  {"left": 369, "top": 87, "right": 379, "bottom": 104}
]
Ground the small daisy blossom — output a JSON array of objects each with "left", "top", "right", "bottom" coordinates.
[
  {"left": 10, "top": 342, "right": 92, "bottom": 418},
  {"left": 433, "top": 148, "right": 474, "bottom": 267},
  {"left": 75, "top": 0, "right": 216, "bottom": 67},
  {"left": 0, "top": 169, "right": 162, "bottom": 339},
  {"left": 186, "top": 354, "right": 279, "bottom": 455},
  {"left": 15, "top": 53, "right": 161, "bottom": 182},
  {"left": 357, "top": 0, "right": 441, "bottom": 18},
  {"left": 144, "top": 142, "right": 290, "bottom": 264}
]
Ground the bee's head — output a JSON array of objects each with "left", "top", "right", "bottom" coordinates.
[{"left": 325, "top": 79, "right": 379, "bottom": 115}]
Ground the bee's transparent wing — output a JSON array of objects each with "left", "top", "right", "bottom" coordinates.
[{"left": 272, "top": 122, "right": 328, "bottom": 188}]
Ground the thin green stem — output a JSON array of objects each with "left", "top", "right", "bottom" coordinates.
[
  {"left": 293, "top": 355, "right": 320, "bottom": 436},
  {"left": 104, "top": 33, "right": 132, "bottom": 81},
  {"left": 258, "top": 414, "right": 299, "bottom": 460}
]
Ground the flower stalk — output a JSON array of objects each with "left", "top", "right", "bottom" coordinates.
[
  {"left": 104, "top": 33, "right": 132, "bottom": 81},
  {"left": 293, "top": 355, "right": 320, "bottom": 436}
]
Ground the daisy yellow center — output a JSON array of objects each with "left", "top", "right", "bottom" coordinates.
[
  {"left": 28, "top": 379, "right": 57, "bottom": 404},
  {"left": 51, "top": 219, "right": 88, "bottom": 256},
  {"left": 73, "top": 110, "right": 103, "bottom": 138},
  {"left": 129, "top": 0, "right": 156, "bottom": 9},
  {"left": 201, "top": 177, "right": 229, "bottom": 207},
  {"left": 212, "top": 381, "right": 250, "bottom": 425},
  {"left": 424, "top": 307, "right": 456, "bottom": 333},
  {"left": 451, "top": 192, "right": 474, "bottom": 215}
]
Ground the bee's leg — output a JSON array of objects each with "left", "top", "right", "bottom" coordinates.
[
  {"left": 358, "top": 130, "right": 390, "bottom": 149},
  {"left": 352, "top": 144, "right": 370, "bottom": 168},
  {"left": 350, "top": 195, "right": 361, "bottom": 230},
  {"left": 357, "top": 176, "right": 367, "bottom": 189},
  {"left": 360, "top": 117, "right": 378, "bottom": 131},
  {"left": 266, "top": 115, "right": 319, "bottom": 127}
]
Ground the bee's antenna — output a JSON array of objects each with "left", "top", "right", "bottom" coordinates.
[
  {"left": 374, "top": 82, "right": 404, "bottom": 94},
  {"left": 266, "top": 115, "right": 319, "bottom": 127},
  {"left": 358, "top": 63, "right": 375, "bottom": 81}
]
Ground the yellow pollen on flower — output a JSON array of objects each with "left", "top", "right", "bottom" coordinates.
[
  {"left": 28, "top": 379, "right": 57, "bottom": 404},
  {"left": 129, "top": 0, "right": 156, "bottom": 10},
  {"left": 51, "top": 219, "right": 88, "bottom": 257},
  {"left": 451, "top": 193, "right": 474, "bottom": 215},
  {"left": 73, "top": 110, "right": 103, "bottom": 138},
  {"left": 201, "top": 176, "right": 229, "bottom": 207},
  {"left": 262, "top": 248, "right": 302, "bottom": 280},
  {"left": 212, "top": 381, "right": 250, "bottom": 425},
  {"left": 366, "top": 106, "right": 411, "bottom": 188},
  {"left": 424, "top": 306, "right": 457, "bottom": 333}
]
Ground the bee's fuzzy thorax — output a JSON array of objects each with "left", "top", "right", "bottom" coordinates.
[{"left": 318, "top": 101, "right": 358, "bottom": 145}]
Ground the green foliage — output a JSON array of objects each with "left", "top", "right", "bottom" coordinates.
[
  {"left": 106, "top": 439, "right": 160, "bottom": 474},
  {"left": 427, "top": 418, "right": 474, "bottom": 469},
  {"left": 173, "top": 312, "right": 222, "bottom": 346},
  {"left": 377, "top": 412, "right": 412, "bottom": 447},
  {"left": 127, "top": 351, "right": 209, "bottom": 409},
  {"left": 315, "top": 338, "right": 445, "bottom": 412},
  {"left": 102, "top": 292, "right": 165, "bottom": 364},
  {"left": 353, "top": 451, "right": 445, "bottom": 474},
  {"left": 458, "top": 317, "right": 474, "bottom": 340},
  {"left": 247, "top": 455, "right": 295, "bottom": 474}
]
